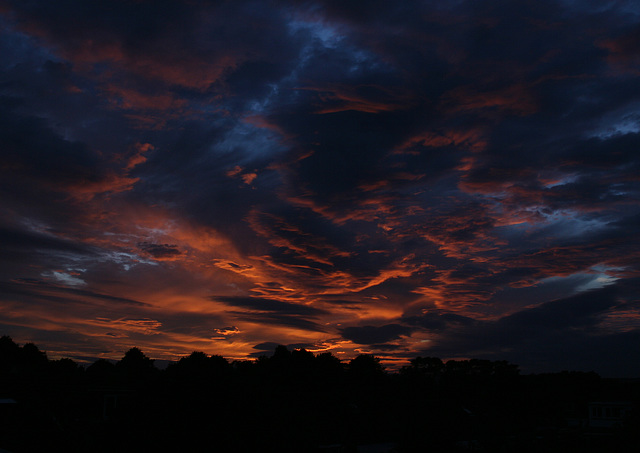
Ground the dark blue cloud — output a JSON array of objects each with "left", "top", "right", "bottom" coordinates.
[
  {"left": 341, "top": 324, "right": 414, "bottom": 345},
  {"left": 414, "top": 283, "right": 640, "bottom": 375},
  {"left": 215, "top": 296, "right": 327, "bottom": 316}
]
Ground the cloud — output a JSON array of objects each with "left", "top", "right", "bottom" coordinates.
[
  {"left": 495, "top": 285, "right": 619, "bottom": 333},
  {"left": 215, "top": 295, "right": 328, "bottom": 316},
  {"left": 0, "top": 279, "right": 150, "bottom": 308},
  {"left": 599, "top": 24, "right": 640, "bottom": 74},
  {"left": 412, "top": 284, "right": 640, "bottom": 375},
  {"left": 138, "top": 242, "right": 183, "bottom": 260},
  {"left": 0, "top": 108, "right": 106, "bottom": 190},
  {"left": 341, "top": 324, "right": 413, "bottom": 345},
  {"left": 93, "top": 317, "right": 163, "bottom": 336},
  {"left": 248, "top": 341, "right": 320, "bottom": 357},
  {"left": 3, "top": 0, "right": 303, "bottom": 107},
  {"left": 402, "top": 311, "right": 476, "bottom": 331},
  {"left": 211, "top": 326, "right": 240, "bottom": 339},
  {"left": 1, "top": 0, "right": 639, "bottom": 373},
  {"left": 0, "top": 226, "right": 94, "bottom": 256},
  {"left": 231, "top": 312, "right": 327, "bottom": 333},
  {"left": 298, "top": 83, "right": 415, "bottom": 114}
]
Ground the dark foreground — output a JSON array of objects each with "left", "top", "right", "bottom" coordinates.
[{"left": 0, "top": 337, "right": 638, "bottom": 452}]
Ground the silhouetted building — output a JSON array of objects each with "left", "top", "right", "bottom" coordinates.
[{"left": 588, "top": 401, "right": 633, "bottom": 429}]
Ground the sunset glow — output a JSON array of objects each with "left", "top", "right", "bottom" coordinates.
[{"left": 1, "top": 0, "right": 639, "bottom": 376}]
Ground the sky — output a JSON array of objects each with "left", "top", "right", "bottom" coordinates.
[{"left": 1, "top": 0, "right": 639, "bottom": 376}]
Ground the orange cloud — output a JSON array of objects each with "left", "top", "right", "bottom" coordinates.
[
  {"left": 102, "top": 83, "right": 188, "bottom": 111},
  {"left": 599, "top": 29, "right": 640, "bottom": 75},
  {"left": 64, "top": 173, "right": 141, "bottom": 201},
  {"left": 414, "top": 206, "right": 504, "bottom": 261},
  {"left": 286, "top": 193, "right": 401, "bottom": 227},
  {"left": 226, "top": 165, "right": 244, "bottom": 178},
  {"left": 298, "top": 84, "right": 415, "bottom": 114},
  {"left": 441, "top": 83, "right": 538, "bottom": 117},
  {"left": 59, "top": 142, "right": 154, "bottom": 202},
  {"left": 45, "top": 32, "right": 238, "bottom": 92},
  {"left": 413, "top": 265, "right": 498, "bottom": 311},
  {"left": 226, "top": 165, "right": 258, "bottom": 185},
  {"left": 241, "top": 172, "right": 258, "bottom": 185},
  {"left": 247, "top": 209, "right": 352, "bottom": 267},
  {"left": 92, "top": 317, "right": 163, "bottom": 335},
  {"left": 124, "top": 142, "right": 154, "bottom": 171},
  {"left": 395, "top": 128, "right": 488, "bottom": 154},
  {"left": 243, "top": 115, "right": 292, "bottom": 142}
]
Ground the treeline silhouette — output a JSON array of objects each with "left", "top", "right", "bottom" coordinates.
[{"left": 0, "top": 336, "right": 637, "bottom": 452}]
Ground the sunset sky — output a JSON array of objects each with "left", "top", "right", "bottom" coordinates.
[{"left": 1, "top": 0, "right": 639, "bottom": 376}]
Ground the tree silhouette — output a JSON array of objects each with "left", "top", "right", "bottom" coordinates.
[
  {"left": 48, "top": 357, "right": 82, "bottom": 385},
  {"left": 167, "top": 351, "right": 229, "bottom": 384},
  {"left": 400, "top": 356, "right": 444, "bottom": 379},
  {"left": 0, "top": 337, "right": 636, "bottom": 452},
  {"left": 315, "top": 351, "right": 344, "bottom": 381},
  {"left": 272, "top": 344, "right": 291, "bottom": 363},
  {"left": 85, "top": 358, "right": 115, "bottom": 383},
  {"left": 21, "top": 342, "right": 47, "bottom": 363},
  {"left": 348, "top": 354, "right": 385, "bottom": 381},
  {"left": 116, "top": 347, "right": 155, "bottom": 373},
  {"left": 0, "top": 335, "right": 20, "bottom": 368},
  {"left": 13, "top": 342, "right": 49, "bottom": 378}
]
